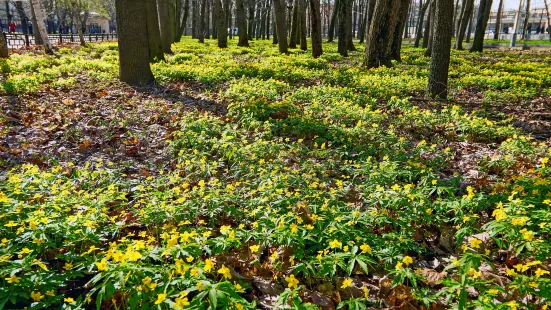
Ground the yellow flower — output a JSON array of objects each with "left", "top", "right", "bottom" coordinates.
[
  {"left": 234, "top": 282, "right": 245, "bottom": 293},
  {"left": 218, "top": 265, "right": 232, "bottom": 279},
  {"left": 95, "top": 259, "right": 108, "bottom": 272},
  {"left": 285, "top": 274, "right": 299, "bottom": 289},
  {"left": 520, "top": 228, "right": 534, "bottom": 241},
  {"left": 469, "top": 238, "right": 482, "bottom": 249},
  {"left": 360, "top": 244, "right": 372, "bottom": 254},
  {"left": 329, "top": 239, "right": 342, "bottom": 249},
  {"left": 250, "top": 245, "right": 260, "bottom": 253},
  {"left": 186, "top": 256, "right": 194, "bottom": 263},
  {"left": 154, "top": 292, "right": 167, "bottom": 305},
  {"left": 402, "top": 256, "right": 413, "bottom": 266},
  {"left": 363, "top": 287, "right": 369, "bottom": 299},
  {"left": 174, "top": 297, "right": 190, "bottom": 309},
  {"left": 4, "top": 274, "right": 20, "bottom": 283},
  {"left": 395, "top": 262, "right": 404, "bottom": 270},
  {"left": 341, "top": 278, "right": 353, "bottom": 289},
  {"left": 235, "top": 303, "right": 244, "bottom": 310},
  {"left": 535, "top": 268, "right": 550, "bottom": 277},
  {"left": 204, "top": 259, "right": 215, "bottom": 272},
  {"left": 64, "top": 297, "right": 75, "bottom": 304},
  {"left": 31, "top": 291, "right": 43, "bottom": 302}
]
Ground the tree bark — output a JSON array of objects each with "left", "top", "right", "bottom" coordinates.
[
  {"left": 29, "top": 1, "right": 43, "bottom": 45},
  {"left": 309, "top": 0, "right": 323, "bottom": 57},
  {"left": 363, "top": 0, "right": 400, "bottom": 68},
  {"left": 390, "top": 0, "right": 410, "bottom": 61},
  {"left": 0, "top": 33, "right": 8, "bottom": 58},
  {"left": 338, "top": 0, "right": 348, "bottom": 55},
  {"left": 470, "top": 0, "right": 492, "bottom": 52},
  {"left": 157, "top": 0, "right": 173, "bottom": 53},
  {"left": 414, "top": 0, "right": 430, "bottom": 47},
  {"left": 494, "top": 0, "right": 503, "bottom": 39},
  {"left": 466, "top": 4, "right": 474, "bottom": 42},
  {"left": 544, "top": 0, "right": 551, "bottom": 41},
  {"left": 145, "top": 0, "right": 165, "bottom": 61},
  {"left": 521, "top": 0, "right": 531, "bottom": 40},
  {"left": 213, "top": 0, "right": 228, "bottom": 47},
  {"left": 299, "top": 0, "right": 308, "bottom": 50},
  {"left": 421, "top": 1, "right": 431, "bottom": 48},
  {"left": 273, "top": 0, "right": 289, "bottom": 52},
  {"left": 77, "top": 15, "right": 86, "bottom": 46},
  {"left": 236, "top": 0, "right": 249, "bottom": 46},
  {"left": 15, "top": 1, "right": 29, "bottom": 35},
  {"left": 428, "top": 0, "right": 453, "bottom": 98},
  {"left": 198, "top": 0, "right": 207, "bottom": 42},
  {"left": 455, "top": 0, "right": 473, "bottom": 49},
  {"left": 290, "top": 0, "right": 300, "bottom": 47},
  {"left": 179, "top": 0, "right": 190, "bottom": 38},
  {"left": 424, "top": 0, "right": 435, "bottom": 56},
  {"left": 116, "top": 0, "right": 154, "bottom": 85},
  {"left": 452, "top": 0, "right": 460, "bottom": 36},
  {"left": 328, "top": 0, "right": 340, "bottom": 41},
  {"left": 345, "top": 0, "right": 356, "bottom": 50},
  {"left": 31, "top": 0, "right": 54, "bottom": 54}
]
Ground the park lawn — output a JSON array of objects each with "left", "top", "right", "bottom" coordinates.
[{"left": 1, "top": 38, "right": 551, "bottom": 309}]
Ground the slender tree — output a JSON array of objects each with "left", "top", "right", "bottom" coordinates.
[
  {"left": 544, "top": 0, "right": 551, "bottom": 41},
  {"left": 31, "top": 0, "right": 54, "bottom": 55},
  {"left": 116, "top": 0, "right": 154, "bottom": 85},
  {"left": 470, "top": 0, "right": 492, "bottom": 52},
  {"left": 146, "top": 0, "right": 165, "bottom": 61},
  {"left": 0, "top": 32, "right": 8, "bottom": 58},
  {"left": 290, "top": 0, "right": 300, "bottom": 47},
  {"left": 521, "top": 0, "right": 531, "bottom": 40},
  {"left": 390, "top": 0, "right": 410, "bottom": 61},
  {"left": 421, "top": 2, "right": 431, "bottom": 48},
  {"left": 213, "top": 0, "right": 228, "bottom": 47},
  {"left": 414, "top": 0, "right": 430, "bottom": 47},
  {"left": 309, "top": 0, "right": 323, "bottom": 57},
  {"left": 198, "top": 0, "right": 207, "bottom": 42},
  {"left": 273, "top": 0, "right": 288, "bottom": 52},
  {"left": 337, "top": 0, "right": 349, "bottom": 55},
  {"left": 455, "top": 0, "right": 473, "bottom": 49},
  {"left": 428, "top": 0, "right": 453, "bottom": 98},
  {"left": 345, "top": 0, "right": 356, "bottom": 50},
  {"left": 494, "top": 0, "right": 503, "bottom": 39},
  {"left": 299, "top": 0, "right": 308, "bottom": 50},
  {"left": 29, "top": 1, "right": 43, "bottom": 45},
  {"left": 328, "top": 0, "right": 340, "bottom": 41},
  {"left": 158, "top": 0, "right": 173, "bottom": 53},
  {"left": 236, "top": 0, "right": 249, "bottom": 46}
]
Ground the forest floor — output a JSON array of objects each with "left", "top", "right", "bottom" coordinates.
[{"left": 0, "top": 39, "right": 551, "bottom": 310}]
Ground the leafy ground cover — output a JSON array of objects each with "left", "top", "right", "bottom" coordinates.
[{"left": 1, "top": 38, "right": 551, "bottom": 309}]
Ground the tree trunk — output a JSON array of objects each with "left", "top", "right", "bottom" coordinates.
[
  {"left": 422, "top": 1, "right": 431, "bottom": 48},
  {"left": 273, "top": 0, "right": 288, "bottom": 52},
  {"left": 157, "top": 0, "right": 173, "bottom": 53},
  {"left": 363, "top": 0, "right": 400, "bottom": 68},
  {"left": 544, "top": 0, "right": 551, "bottom": 41},
  {"left": 300, "top": 0, "right": 308, "bottom": 50},
  {"left": 455, "top": 0, "right": 473, "bottom": 49},
  {"left": 428, "top": 0, "right": 453, "bottom": 98},
  {"left": 15, "top": 1, "right": 29, "bottom": 35},
  {"left": 236, "top": 0, "right": 249, "bottom": 46},
  {"left": 77, "top": 17, "right": 86, "bottom": 46},
  {"left": 213, "top": 0, "right": 228, "bottom": 47},
  {"left": 424, "top": 0, "right": 435, "bottom": 56},
  {"left": 494, "top": 0, "right": 503, "bottom": 39},
  {"left": 31, "top": 0, "right": 54, "bottom": 54},
  {"left": 451, "top": 0, "right": 460, "bottom": 36},
  {"left": 338, "top": 0, "right": 348, "bottom": 55},
  {"left": 521, "top": 0, "right": 531, "bottom": 40},
  {"left": 116, "top": 0, "right": 154, "bottom": 85},
  {"left": 198, "top": 0, "right": 207, "bottom": 42},
  {"left": 145, "top": 0, "right": 165, "bottom": 61},
  {"left": 309, "top": 0, "right": 323, "bottom": 57},
  {"left": 168, "top": 0, "right": 177, "bottom": 44},
  {"left": 328, "top": 0, "right": 340, "bottom": 41},
  {"left": 466, "top": 5, "right": 474, "bottom": 42},
  {"left": 0, "top": 33, "right": 8, "bottom": 58},
  {"left": 179, "top": 0, "right": 190, "bottom": 38},
  {"left": 290, "top": 0, "right": 299, "bottom": 47},
  {"left": 346, "top": 0, "right": 356, "bottom": 50},
  {"left": 358, "top": 0, "right": 369, "bottom": 43},
  {"left": 390, "top": 0, "right": 410, "bottom": 61},
  {"left": 266, "top": 0, "right": 271, "bottom": 39},
  {"left": 414, "top": 0, "right": 430, "bottom": 47},
  {"left": 470, "top": 0, "right": 492, "bottom": 52},
  {"left": 29, "top": 2, "right": 44, "bottom": 45}
]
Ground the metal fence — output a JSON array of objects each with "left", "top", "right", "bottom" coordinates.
[{"left": 2, "top": 32, "right": 117, "bottom": 48}]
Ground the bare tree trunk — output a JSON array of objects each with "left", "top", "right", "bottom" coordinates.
[
  {"left": 466, "top": 5, "right": 474, "bottom": 42},
  {"left": 29, "top": 1, "right": 43, "bottom": 45},
  {"left": 451, "top": 0, "right": 459, "bottom": 36},
  {"left": 248, "top": 0, "right": 256, "bottom": 39},
  {"left": 544, "top": 0, "right": 551, "bottom": 41},
  {"left": 77, "top": 16, "right": 86, "bottom": 46},
  {"left": 390, "top": 0, "right": 410, "bottom": 61},
  {"left": 358, "top": 0, "right": 369, "bottom": 43},
  {"left": 309, "top": 0, "right": 323, "bottom": 56},
  {"left": 428, "top": 0, "right": 453, "bottom": 98},
  {"left": 300, "top": 0, "right": 308, "bottom": 50},
  {"left": 31, "top": 0, "right": 54, "bottom": 54},
  {"left": 236, "top": 0, "right": 249, "bottom": 46},
  {"left": 422, "top": 0, "right": 433, "bottom": 49},
  {"left": 158, "top": 0, "right": 173, "bottom": 53},
  {"left": 363, "top": 0, "right": 400, "bottom": 68},
  {"left": 213, "top": 0, "right": 228, "bottom": 47},
  {"left": 0, "top": 33, "right": 8, "bottom": 58},
  {"left": 179, "top": 0, "right": 190, "bottom": 38},
  {"left": 273, "top": 0, "right": 288, "bottom": 52},
  {"left": 455, "top": 0, "right": 473, "bottom": 49},
  {"left": 338, "top": 0, "right": 348, "bottom": 55},
  {"left": 15, "top": 1, "right": 29, "bottom": 35},
  {"left": 414, "top": 0, "right": 430, "bottom": 47},
  {"left": 328, "top": 0, "right": 340, "bottom": 41},
  {"left": 424, "top": 0, "right": 435, "bottom": 56},
  {"left": 470, "top": 0, "right": 492, "bottom": 52},
  {"left": 521, "top": 0, "right": 531, "bottom": 40},
  {"left": 198, "top": 0, "right": 207, "bottom": 42},
  {"left": 145, "top": 0, "right": 165, "bottom": 61},
  {"left": 494, "top": 0, "right": 503, "bottom": 39},
  {"left": 116, "top": 0, "right": 154, "bottom": 85},
  {"left": 290, "top": 0, "right": 300, "bottom": 47},
  {"left": 346, "top": 0, "right": 356, "bottom": 50}
]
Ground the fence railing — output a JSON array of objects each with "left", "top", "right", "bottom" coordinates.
[{"left": 2, "top": 32, "right": 117, "bottom": 49}]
